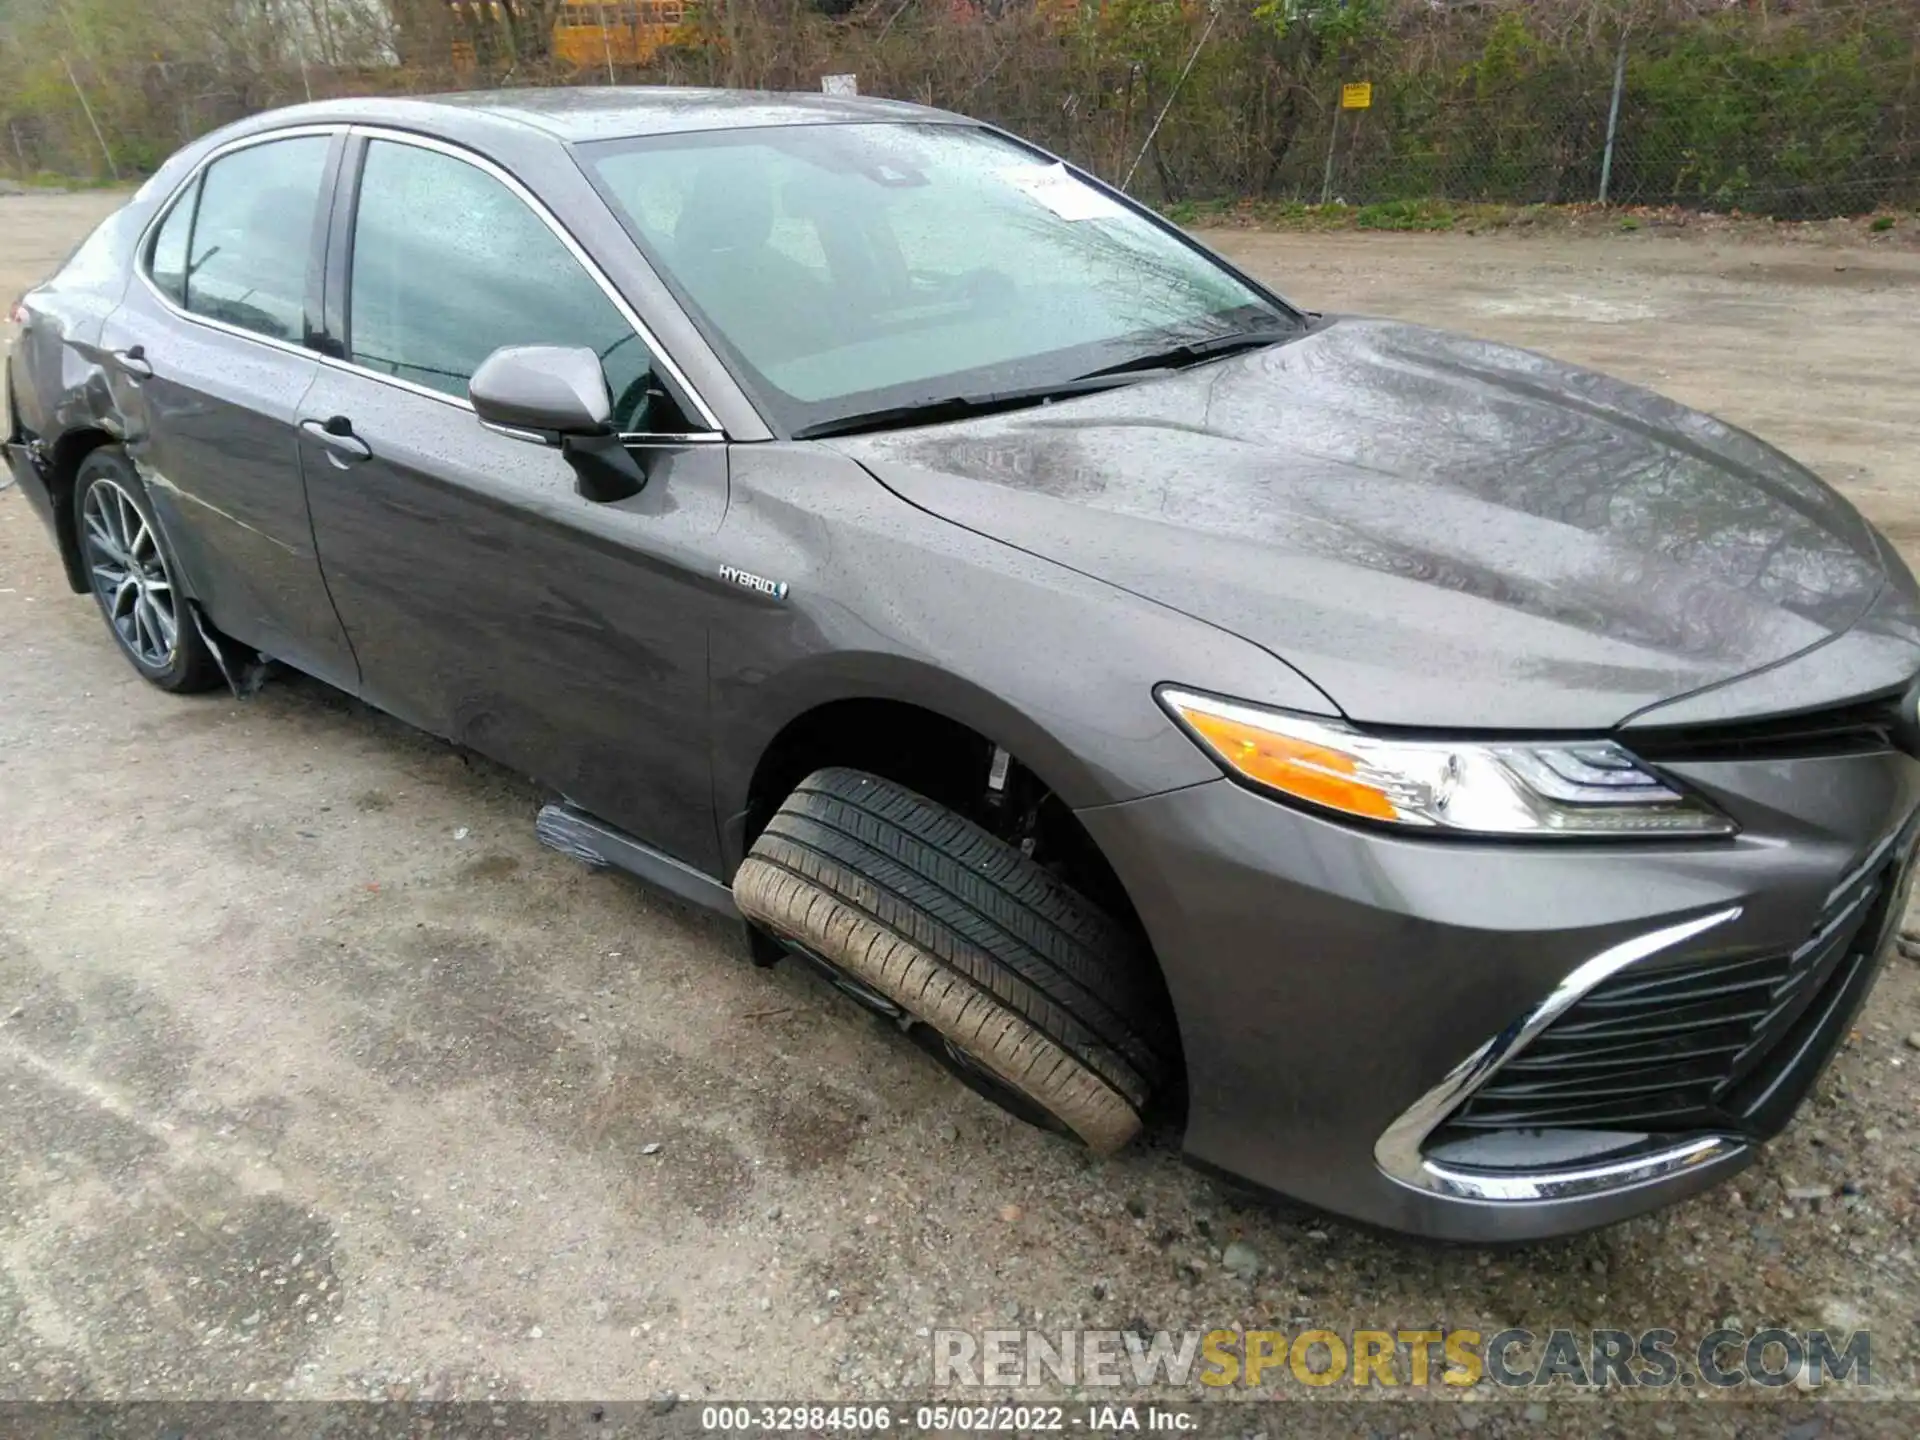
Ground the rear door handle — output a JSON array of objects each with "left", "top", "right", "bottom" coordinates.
[
  {"left": 112, "top": 345, "right": 153, "bottom": 379},
  {"left": 298, "top": 415, "right": 372, "bottom": 466}
]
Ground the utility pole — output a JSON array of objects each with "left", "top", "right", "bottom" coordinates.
[
  {"left": 1321, "top": 102, "right": 1341, "bottom": 206},
  {"left": 61, "top": 54, "right": 118, "bottom": 181},
  {"left": 1599, "top": 29, "right": 1629, "bottom": 204},
  {"left": 1120, "top": 2, "right": 1221, "bottom": 195}
]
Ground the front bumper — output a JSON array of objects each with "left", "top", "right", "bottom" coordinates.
[{"left": 1078, "top": 748, "right": 1920, "bottom": 1241}]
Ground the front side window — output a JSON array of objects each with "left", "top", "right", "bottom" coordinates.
[
  {"left": 347, "top": 139, "right": 655, "bottom": 428},
  {"left": 582, "top": 123, "right": 1297, "bottom": 435},
  {"left": 179, "top": 135, "right": 330, "bottom": 341}
]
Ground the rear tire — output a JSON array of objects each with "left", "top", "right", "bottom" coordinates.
[
  {"left": 73, "top": 449, "right": 222, "bottom": 693},
  {"left": 733, "top": 767, "right": 1172, "bottom": 1153}
]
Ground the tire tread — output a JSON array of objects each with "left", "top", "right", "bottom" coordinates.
[{"left": 734, "top": 767, "right": 1172, "bottom": 1150}]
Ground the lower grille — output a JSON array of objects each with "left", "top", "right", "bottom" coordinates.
[{"left": 1439, "top": 819, "right": 1916, "bottom": 1142}]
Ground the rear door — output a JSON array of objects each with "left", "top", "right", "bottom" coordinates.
[
  {"left": 101, "top": 129, "right": 359, "bottom": 690},
  {"left": 300, "top": 130, "right": 731, "bottom": 872}
]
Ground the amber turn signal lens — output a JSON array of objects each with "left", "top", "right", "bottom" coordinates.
[{"left": 1173, "top": 702, "right": 1400, "bottom": 821}]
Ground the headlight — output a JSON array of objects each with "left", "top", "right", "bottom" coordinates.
[{"left": 1158, "top": 688, "right": 1735, "bottom": 838}]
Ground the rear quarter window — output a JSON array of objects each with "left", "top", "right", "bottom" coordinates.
[{"left": 146, "top": 182, "right": 196, "bottom": 305}]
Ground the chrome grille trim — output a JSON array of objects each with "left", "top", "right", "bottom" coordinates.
[{"left": 1373, "top": 907, "right": 1744, "bottom": 1202}]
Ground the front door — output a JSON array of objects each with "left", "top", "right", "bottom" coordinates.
[
  {"left": 301, "top": 133, "right": 729, "bottom": 872},
  {"left": 102, "top": 129, "right": 359, "bottom": 690}
]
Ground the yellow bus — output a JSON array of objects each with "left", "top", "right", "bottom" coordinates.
[
  {"left": 448, "top": 1, "right": 690, "bottom": 71},
  {"left": 552, "top": 1, "right": 689, "bottom": 69}
]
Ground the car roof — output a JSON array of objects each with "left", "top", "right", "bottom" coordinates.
[
  {"left": 434, "top": 86, "right": 964, "bottom": 140},
  {"left": 367, "top": 86, "right": 964, "bottom": 143}
]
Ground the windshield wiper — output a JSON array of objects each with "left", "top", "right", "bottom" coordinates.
[
  {"left": 1079, "top": 328, "right": 1291, "bottom": 380},
  {"left": 792, "top": 371, "right": 1171, "bottom": 441}
]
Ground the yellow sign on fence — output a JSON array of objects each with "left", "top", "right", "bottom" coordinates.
[{"left": 1342, "top": 82, "right": 1373, "bottom": 110}]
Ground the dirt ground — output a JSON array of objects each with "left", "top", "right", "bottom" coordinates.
[{"left": 4, "top": 189, "right": 1920, "bottom": 1430}]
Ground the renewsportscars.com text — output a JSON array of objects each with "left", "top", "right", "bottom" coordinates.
[{"left": 933, "top": 1326, "right": 1871, "bottom": 1390}]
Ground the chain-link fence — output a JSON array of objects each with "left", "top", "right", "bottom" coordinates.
[
  {"left": 984, "top": 0, "right": 1920, "bottom": 219},
  {"left": 3, "top": 0, "right": 1917, "bottom": 220},
  {"left": 1241, "top": 2, "right": 1920, "bottom": 217}
]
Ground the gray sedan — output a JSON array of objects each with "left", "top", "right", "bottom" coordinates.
[{"left": 7, "top": 88, "right": 1918, "bottom": 1241}]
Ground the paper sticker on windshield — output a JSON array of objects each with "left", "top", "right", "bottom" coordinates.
[{"left": 1001, "top": 163, "right": 1126, "bottom": 222}]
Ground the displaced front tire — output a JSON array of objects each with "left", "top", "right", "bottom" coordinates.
[{"left": 733, "top": 767, "right": 1171, "bottom": 1153}]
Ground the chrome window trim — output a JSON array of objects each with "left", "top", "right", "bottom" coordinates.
[
  {"left": 1373, "top": 905, "right": 1745, "bottom": 1203},
  {"left": 318, "top": 353, "right": 475, "bottom": 413},
  {"left": 132, "top": 124, "right": 344, "bottom": 365},
  {"left": 130, "top": 122, "right": 727, "bottom": 443},
  {"left": 345, "top": 125, "right": 725, "bottom": 436},
  {"left": 478, "top": 421, "right": 720, "bottom": 447}
]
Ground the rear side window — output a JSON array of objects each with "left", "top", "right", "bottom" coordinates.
[
  {"left": 346, "top": 139, "right": 650, "bottom": 423},
  {"left": 177, "top": 135, "right": 329, "bottom": 342}
]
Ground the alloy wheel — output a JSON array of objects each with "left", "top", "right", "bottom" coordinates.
[{"left": 82, "top": 478, "right": 178, "bottom": 669}]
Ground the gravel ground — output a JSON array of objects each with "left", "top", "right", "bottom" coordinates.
[{"left": 3, "top": 190, "right": 1920, "bottom": 1433}]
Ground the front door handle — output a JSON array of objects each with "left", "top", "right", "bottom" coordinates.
[
  {"left": 112, "top": 345, "right": 153, "bottom": 380},
  {"left": 298, "top": 415, "right": 372, "bottom": 466}
]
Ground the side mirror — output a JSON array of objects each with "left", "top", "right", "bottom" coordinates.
[
  {"left": 469, "top": 344, "right": 644, "bottom": 503},
  {"left": 469, "top": 344, "right": 613, "bottom": 439}
]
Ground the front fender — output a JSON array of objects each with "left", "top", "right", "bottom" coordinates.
[{"left": 709, "top": 444, "right": 1337, "bottom": 870}]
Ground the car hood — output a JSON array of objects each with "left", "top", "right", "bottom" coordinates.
[{"left": 832, "top": 317, "right": 1891, "bottom": 730}]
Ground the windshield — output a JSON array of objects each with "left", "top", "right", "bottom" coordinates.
[{"left": 580, "top": 123, "right": 1297, "bottom": 435}]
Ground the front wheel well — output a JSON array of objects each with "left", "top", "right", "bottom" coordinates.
[
  {"left": 740, "top": 698, "right": 1184, "bottom": 1108},
  {"left": 44, "top": 427, "right": 118, "bottom": 593},
  {"left": 742, "top": 701, "right": 1142, "bottom": 922},
  {"left": 745, "top": 699, "right": 993, "bottom": 842}
]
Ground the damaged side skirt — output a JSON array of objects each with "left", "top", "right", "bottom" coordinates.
[
  {"left": 189, "top": 603, "right": 273, "bottom": 699},
  {"left": 535, "top": 802, "right": 740, "bottom": 920}
]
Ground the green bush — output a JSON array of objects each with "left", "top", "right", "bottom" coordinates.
[
  {"left": 1619, "top": 23, "right": 1895, "bottom": 215},
  {"left": 1353, "top": 198, "right": 1458, "bottom": 231}
]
